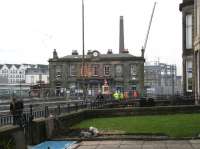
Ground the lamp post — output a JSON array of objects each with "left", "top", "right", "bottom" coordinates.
[
  {"left": 82, "top": 0, "right": 86, "bottom": 100},
  {"left": 39, "top": 73, "right": 42, "bottom": 98},
  {"left": 19, "top": 71, "right": 22, "bottom": 98}
]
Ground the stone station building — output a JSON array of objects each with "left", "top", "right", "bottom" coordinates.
[{"left": 48, "top": 49, "right": 144, "bottom": 97}]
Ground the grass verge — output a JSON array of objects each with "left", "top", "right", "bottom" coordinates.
[{"left": 71, "top": 113, "right": 200, "bottom": 137}]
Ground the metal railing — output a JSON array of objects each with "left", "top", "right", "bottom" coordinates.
[
  {"left": 0, "top": 100, "right": 106, "bottom": 126},
  {"left": 0, "top": 96, "right": 196, "bottom": 126}
]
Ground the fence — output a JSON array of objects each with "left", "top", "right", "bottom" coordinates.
[
  {"left": 0, "top": 95, "right": 196, "bottom": 126},
  {"left": 0, "top": 100, "right": 108, "bottom": 126}
]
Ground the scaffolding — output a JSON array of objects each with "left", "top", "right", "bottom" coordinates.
[{"left": 144, "top": 62, "right": 177, "bottom": 96}]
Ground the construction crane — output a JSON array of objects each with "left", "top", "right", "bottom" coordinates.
[{"left": 141, "top": 2, "right": 157, "bottom": 57}]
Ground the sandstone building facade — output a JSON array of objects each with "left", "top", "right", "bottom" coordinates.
[
  {"left": 49, "top": 49, "right": 144, "bottom": 97},
  {"left": 194, "top": 0, "right": 200, "bottom": 103},
  {"left": 179, "top": 0, "right": 194, "bottom": 96}
]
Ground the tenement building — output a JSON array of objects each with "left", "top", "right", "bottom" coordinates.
[
  {"left": 49, "top": 49, "right": 144, "bottom": 97},
  {"left": 194, "top": 0, "right": 200, "bottom": 103},
  {"left": 179, "top": 0, "right": 194, "bottom": 96}
]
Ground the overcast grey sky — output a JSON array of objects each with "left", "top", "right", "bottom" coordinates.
[{"left": 0, "top": 0, "right": 182, "bottom": 74}]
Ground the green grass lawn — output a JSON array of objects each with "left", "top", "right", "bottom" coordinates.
[{"left": 72, "top": 113, "right": 200, "bottom": 137}]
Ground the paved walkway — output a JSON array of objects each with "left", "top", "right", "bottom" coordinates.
[{"left": 74, "top": 140, "right": 200, "bottom": 149}]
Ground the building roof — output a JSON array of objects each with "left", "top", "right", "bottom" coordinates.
[
  {"left": 26, "top": 68, "right": 49, "bottom": 75},
  {"left": 5, "top": 64, "right": 12, "bottom": 69},
  {"left": 14, "top": 64, "right": 21, "bottom": 69},
  {"left": 37, "top": 64, "right": 48, "bottom": 69},
  {"left": 49, "top": 52, "right": 144, "bottom": 62}
]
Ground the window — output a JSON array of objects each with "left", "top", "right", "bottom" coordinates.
[
  {"left": 56, "top": 66, "right": 61, "bottom": 73},
  {"left": 186, "top": 60, "right": 192, "bottom": 92},
  {"left": 186, "top": 14, "right": 192, "bottom": 49},
  {"left": 92, "top": 64, "right": 99, "bottom": 76},
  {"left": 130, "top": 64, "right": 138, "bottom": 80},
  {"left": 104, "top": 65, "right": 110, "bottom": 76},
  {"left": 31, "top": 76, "right": 34, "bottom": 84},
  {"left": 70, "top": 64, "right": 77, "bottom": 76},
  {"left": 197, "top": 6, "right": 200, "bottom": 35},
  {"left": 115, "top": 65, "right": 122, "bottom": 77}
]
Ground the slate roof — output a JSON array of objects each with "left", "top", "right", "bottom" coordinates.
[
  {"left": 53, "top": 52, "right": 144, "bottom": 62},
  {"left": 26, "top": 68, "right": 49, "bottom": 75},
  {"left": 5, "top": 64, "right": 12, "bottom": 69},
  {"left": 37, "top": 64, "right": 48, "bottom": 69},
  {"left": 15, "top": 64, "right": 21, "bottom": 69},
  {"left": 62, "top": 53, "right": 136, "bottom": 59}
]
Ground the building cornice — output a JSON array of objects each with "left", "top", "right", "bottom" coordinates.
[
  {"left": 182, "top": 48, "right": 194, "bottom": 56},
  {"left": 179, "top": 0, "right": 194, "bottom": 11},
  {"left": 49, "top": 56, "right": 145, "bottom": 63}
]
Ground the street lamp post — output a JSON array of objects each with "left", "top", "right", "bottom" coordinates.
[
  {"left": 39, "top": 73, "right": 42, "bottom": 98},
  {"left": 82, "top": 0, "right": 86, "bottom": 100},
  {"left": 19, "top": 71, "right": 22, "bottom": 98}
]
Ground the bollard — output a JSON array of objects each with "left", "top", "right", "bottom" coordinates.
[
  {"left": 68, "top": 103, "right": 70, "bottom": 113},
  {"left": 57, "top": 105, "right": 61, "bottom": 115},
  {"left": 44, "top": 106, "right": 49, "bottom": 118},
  {"left": 29, "top": 104, "right": 33, "bottom": 117},
  {"left": 85, "top": 100, "right": 87, "bottom": 109},
  {"left": 75, "top": 103, "right": 78, "bottom": 111},
  {"left": 90, "top": 101, "right": 93, "bottom": 109}
]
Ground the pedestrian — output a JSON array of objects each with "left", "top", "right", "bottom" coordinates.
[
  {"left": 10, "top": 97, "right": 24, "bottom": 126},
  {"left": 96, "top": 94, "right": 100, "bottom": 101},
  {"left": 113, "top": 91, "right": 119, "bottom": 100},
  {"left": 99, "top": 93, "right": 104, "bottom": 101},
  {"left": 17, "top": 99, "right": 24, "bottom": 117},
  {"left": 10, "top": 97, "right": 17, "bottom": 125}
]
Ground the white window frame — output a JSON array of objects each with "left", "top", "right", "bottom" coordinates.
[
  {"left": 186, "top": 14, "right": 193, "bottom": 49},
  {"left": 70, "top": 64, "right": 77, "bottom": 76},
  {"left": 186, "top": 59, "right": 192, "bottom": 92},
  {"left": 92, "top": 64, "right": 99, "bottom": 76},
  {"left": 130, "top": 64, "right": 137, "bottom": 80},
  {"left": 104, "top": 65, "right": 110, "bottom": 76},
  {"left": 115, "top": 65, "right": 123, "bottom": 77},
  {"left": 197, "top": 5, "right": 200, "bottom": 35}
]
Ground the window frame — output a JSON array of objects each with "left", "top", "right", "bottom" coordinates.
[
  {"left": 70, "top": 64, "right": 77, "bottom": 76},
  {"left": 104, "top": 65, "right": 110, "bottom": 76},
  {"left": 185, "top": 14, "right": 193, "bottom": 49},
  {"left": 186, "top": 59, "right": 192, "bottom": 92}
]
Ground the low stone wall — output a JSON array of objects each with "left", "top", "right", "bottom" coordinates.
[
  {"left": 0, "top": 125, "right": 26, "bottom": 149},
  {"left": 1, "top": 105, "right": 200, "bottom": 147},
  {"left": 85, "top": 105, "right": 200, "bottom": 118},
  {"left": 26, "top": 110, "right": 87, "bottom": 145}
]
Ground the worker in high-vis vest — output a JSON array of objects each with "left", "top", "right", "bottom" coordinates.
[
  {"left": 124, "top": 91, "right": 128, "bottom": 100},
  {"left": 119, "top": 92, "right": 124, "bottom": 100},
  {"left": 113, "top": 92, "right": 119, "bottom": 100},
  {"left": 133, "top": 90, "right": 139, "bottom": 98}
]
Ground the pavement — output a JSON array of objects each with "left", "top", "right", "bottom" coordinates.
[{"left": 73, "top": 140, "right": 200, "bottom": 149}]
